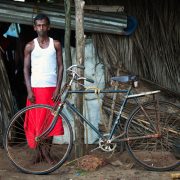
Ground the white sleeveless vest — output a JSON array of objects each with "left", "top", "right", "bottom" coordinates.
[{"left": 31, "top": 38, "right": 57, "bottom": 87}]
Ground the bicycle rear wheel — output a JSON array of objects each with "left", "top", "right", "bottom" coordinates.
[
  {"left": 125, "top": 101, "right": 180, "bottom": 171},
  {"left": 5, "top": 104, "right": 73, "bottom": 175}
]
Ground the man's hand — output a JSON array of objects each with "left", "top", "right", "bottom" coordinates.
[
  {"left": 27, "top": 91, "right": 35, "bottom": 103},
  {"left": 52, "top": 88, "right": 60, "bottom": 102}
]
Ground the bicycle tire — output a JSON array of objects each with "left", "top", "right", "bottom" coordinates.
[
  {"left": 125, "top": 101, "right": 180, "bottom": 171},
  {"left": 5, "top": 104, "right": 73, "bottom": 175}
]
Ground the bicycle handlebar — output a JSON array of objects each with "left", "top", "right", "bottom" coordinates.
[
  {"left": 67, "top": 64, "right": 85, "bottom": 71},
  {"left": 67, "top": 64, "right": 94, "bottom": 84}
]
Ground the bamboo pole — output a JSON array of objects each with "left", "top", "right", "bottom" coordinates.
[{"left": 108, "top": 69, "right": 120, "bottom": 131}]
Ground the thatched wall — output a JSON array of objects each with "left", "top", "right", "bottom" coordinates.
[{"left": 91, "top": 0, "right": 180, "bottom": 94}]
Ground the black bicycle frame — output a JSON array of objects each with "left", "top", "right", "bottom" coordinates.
[
  {"left": 38, "top": 86, "right": 133, "bottom": 140},
  {"left": 63, "top": 87, "right": 132, "bottom": 140}
]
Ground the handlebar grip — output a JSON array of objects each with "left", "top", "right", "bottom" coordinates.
[{"left": 85, "top": 78, "right": 94, "bottom": 83}]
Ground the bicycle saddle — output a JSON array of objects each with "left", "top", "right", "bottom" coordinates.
[{"left": 111, "top": 75, "right": 138, "bottom": 83}]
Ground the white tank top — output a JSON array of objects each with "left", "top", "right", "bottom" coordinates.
[{"left": 31, "top": 37, "right": 57, "bottom": 87}]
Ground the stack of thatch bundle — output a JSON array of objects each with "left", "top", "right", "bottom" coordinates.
[
  {"left": 0, "top": 53, "right": 14, "bottom": 146},
  {"left": 92, "top": 0, "right": 180, "bottom": 95}
]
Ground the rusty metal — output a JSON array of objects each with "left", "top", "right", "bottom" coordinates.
[
  {"left": 0, "top": 0, "right": 127, "bottom": 35},
  {"left": 121, "top": 134, "right": 160, "bottom": 142}
]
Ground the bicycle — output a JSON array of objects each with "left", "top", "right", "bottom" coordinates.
[{"left": 5, "top": 65, "right": 180, "bottom": 174}]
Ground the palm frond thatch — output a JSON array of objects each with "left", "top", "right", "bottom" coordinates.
[
  {"left": 0, "top": 52, "right": 15, "bottom": 145},
  {"left": 92, "top": 0, "right": 180, "bottom": 94}
]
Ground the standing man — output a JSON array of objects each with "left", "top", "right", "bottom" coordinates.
[{"left": 23, "top": 14, "right": 64, "bottom": 163}]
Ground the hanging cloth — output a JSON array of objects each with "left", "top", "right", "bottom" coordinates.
[{"left": 3, "top": 23, "right": 21, "bottom": 38}]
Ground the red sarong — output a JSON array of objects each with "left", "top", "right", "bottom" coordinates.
[{"left": 24, "top": 87, "right": 64, "bottom": 149}]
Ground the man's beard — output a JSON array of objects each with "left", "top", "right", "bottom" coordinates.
[{"left": 38, "top": 31, "right": 47, "bottom": 36}]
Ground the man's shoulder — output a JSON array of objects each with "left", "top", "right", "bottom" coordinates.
[
  {"left": 25, "top": 39, "right": 35, "bottom": 51},
  {"left": 52, "top": 39, "right": 61, "bottom": 49},
  {"left": 52, "top": 38, "right": 60, "bottom": 43}
]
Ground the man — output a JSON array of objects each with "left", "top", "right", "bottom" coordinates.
[{"left": 23, "top": 14, "right": 64, "bottom": 163}]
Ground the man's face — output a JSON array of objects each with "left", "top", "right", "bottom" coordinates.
[{"left": 34, "top": 19, "right": 50, "bottom": 36}]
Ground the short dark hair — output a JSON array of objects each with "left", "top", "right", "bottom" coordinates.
[{"left": 34, "top": 13, "right": 50, "bottom": 25}]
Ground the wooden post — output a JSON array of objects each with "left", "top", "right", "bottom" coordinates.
[
  {"left": 64, "top": 0, "right": 72, "bottom": 71},
  {"left": 74, "top": 0, "right": 85, "bottom": 158}
]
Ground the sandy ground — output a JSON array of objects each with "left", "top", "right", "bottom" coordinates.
[{"left": 0, "top": 147, "right": 179, "bottom": 180}]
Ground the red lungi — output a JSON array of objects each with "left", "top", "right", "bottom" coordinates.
[{"left": 24, "top": 87, "right": 64, "bottom": 149}]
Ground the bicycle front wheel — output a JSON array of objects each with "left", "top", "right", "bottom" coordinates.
[
  {"left": 125, "top": 101, "right": 180, "bottom": 171},
  {"left": 5, "top": 104, "right": 73, "bottom": 175}
]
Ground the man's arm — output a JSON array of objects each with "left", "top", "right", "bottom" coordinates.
[
  {"left": 53, "top": 40, "right": 64, "bottom": 101},
  {"left": 23, "top": 41, "right": 35, "bottom": 103}
]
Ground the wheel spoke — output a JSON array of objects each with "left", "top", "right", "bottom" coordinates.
[
  {"left": 125, "top": 101, "right": 180, "bottom": 171},
  {"left": 5, "top": 104, "right": 73, "bottom": 175}
]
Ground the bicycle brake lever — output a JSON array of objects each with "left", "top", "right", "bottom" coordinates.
[{"left": 85, "top": 78, "right": 94, "bottom": 83}]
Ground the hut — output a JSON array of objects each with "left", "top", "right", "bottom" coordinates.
[{"left": 0, "top": 0, "right": 179, "bottom": 147}]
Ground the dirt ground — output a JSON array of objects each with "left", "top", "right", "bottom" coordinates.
[{"left": 0, "top": 147, "right": 179, "bottom": 180}]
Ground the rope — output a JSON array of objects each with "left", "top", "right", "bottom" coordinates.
[{"left": 85, "top": 86, "right": 101, "bottom": 94}]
